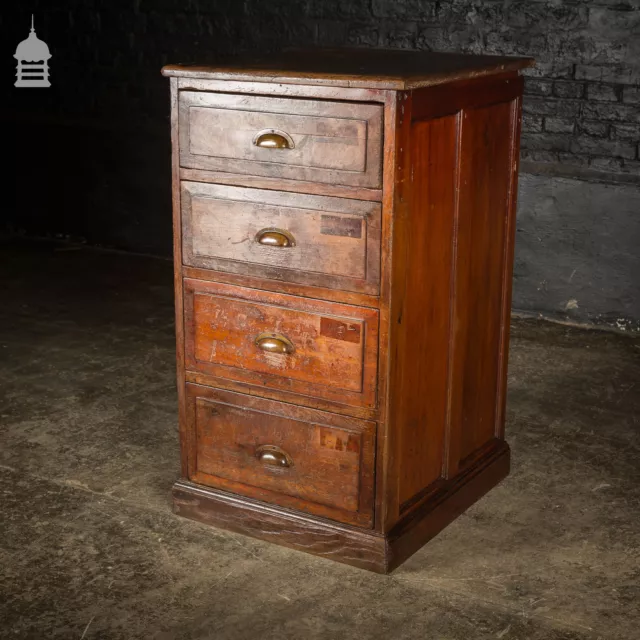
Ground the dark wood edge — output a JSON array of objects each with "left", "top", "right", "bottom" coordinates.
[
  {"left": 386, "top": 441, "right": 510, "bottom": 571},
  {"left": 495, "top": 94, "right": 524, "bottom": 440},
  {"left": 380, "top": 89, "right": 416, "bottom": 531},
  {"left": 170, "top": 77, "right": 189, "bottom": 478},
  {"left": 373, "top": 90, "right": 400, "bottom": 531},
  {"left": 171, "top": 440, "right": 509, "bottom": 574},
  {"left": 411, "top": 73, "right": 523, "bottom": 121}
]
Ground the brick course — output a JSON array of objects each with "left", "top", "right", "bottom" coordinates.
[{"left": 3, "top": 0, "right": 640, "bottom": 179}]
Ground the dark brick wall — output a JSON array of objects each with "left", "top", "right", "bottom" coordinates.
[
  {"left": 3, "top": 1, "right": 639, "bottom": 181},
  {"left": 1, "top": 1, "right": 639, "bottom": 325}
]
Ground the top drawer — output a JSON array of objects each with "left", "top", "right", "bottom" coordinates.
[{"left": 178, "top": 92, "right": 383, "bottom": 189}]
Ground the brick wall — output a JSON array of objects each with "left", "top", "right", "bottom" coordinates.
[
  {"left": 3, "top": 1, "right": 639, "bottom": 181},
  {"left": 1, "top": 1, "right": 639, "bottom": 326}
]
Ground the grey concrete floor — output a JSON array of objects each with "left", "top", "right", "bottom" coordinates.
[{"left": 0, "top": 239, "right": 638, "bottom": 640}]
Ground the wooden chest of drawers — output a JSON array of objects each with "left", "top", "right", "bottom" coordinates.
[{"left": 162, "top": 48, "right": 534, "bottom": 573}]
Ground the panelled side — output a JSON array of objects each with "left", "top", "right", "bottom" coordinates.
[
  {"left": 447, "top": 100, "right": 518, "bottom": 472},
  {"left": 386, "top": 75, "right": 523, "bottom": 528}
]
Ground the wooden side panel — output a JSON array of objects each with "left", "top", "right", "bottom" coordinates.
[
  {"left": 385, "top": 76, "right": 522, "bottom": 528},
  {"left": 186, "top": 384, "right": 376, "bottom": 528},
  {"left": 448, "top": 101, "right": 516, "bottom": 470},
  {"left": 396, "top": 115, "right": 459, "bottom": 511}
]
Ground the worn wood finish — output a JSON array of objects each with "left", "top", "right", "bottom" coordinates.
[
  {"left": 172, "top": 481, "right": 390, "bottom": 573},
  {"left": 165, "top": 49, "right": 530, "bottom": 573},
  {"left": 179, "top": 168, "right": 383, "bottom": 202},
  {"left": 186, "top": 384, "right": 376, "bottom": 527},
  {"left": 184, "top": 371, "right": 379, "bottom": 421},
  {"left": 179, "top": 91, "right": 383, "bottom": 188},
  {"left": 181, "top": 182, "right": 381, "bottom": 295},
  {"left": 183, "top": 279, "right": 379, "bottom": 409},
  {"left": 162, "top": 47, "right": 534, "bottom": 89},
  {"left": 169, "top": 77, "right": 190, "bottom": 478},
  {"left": 182, "top": 265, "right": 380, "bottom": 310}
]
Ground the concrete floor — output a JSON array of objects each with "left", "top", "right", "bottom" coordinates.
[{"left": 0, "top": 239, "right": 638, "bottom": 640}]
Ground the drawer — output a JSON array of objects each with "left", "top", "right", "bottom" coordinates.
[
  {"left": 184, "top": 279, "right": 379, "bottom": 409},
  {"left": 178, "top": 91, "right": 383, "bottom": 189},
  {"left": 185, "top": 385, "right": 376, "bottom": 527},
  {"left": 181, "top": 182, "right": 381, "bottom": 295}
]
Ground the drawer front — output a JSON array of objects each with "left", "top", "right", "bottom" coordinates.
[
  {"left": 181, "top": 182, "right": 381, "bottom": 295},
  {"left": 186, "top": 385, "right": 375, "bottom": 527},
  {"left": 184, "top": 279, "right": 379, "bottom": 409},
  {"left": 178, "top": 92, "right": 383, "bottom": 188}
]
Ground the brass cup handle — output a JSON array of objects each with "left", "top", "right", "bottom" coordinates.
[
  {"left": 255, "top": 445, "right": 293, "bottom": 469},
  {"left": 255, "top": 228, "right": 295, "bottom": 248},
  {"left": 253, "top": 129, "right": 295, "bottom": 149},
  {"left": 254, "top": 332, "right": 295, "bottom": 355}
]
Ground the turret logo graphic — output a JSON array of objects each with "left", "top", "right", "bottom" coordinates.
[{"left": 14, "top": 15, "right": 51, "bottom": 88}]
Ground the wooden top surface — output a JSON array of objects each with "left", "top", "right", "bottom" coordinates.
[{"left": 162, "top": 48, "right": 535, "bottom": 90}]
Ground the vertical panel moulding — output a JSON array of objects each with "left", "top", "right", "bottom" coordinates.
[
  {"left": 448, "top": 100, "right": 515, "bottom": 468},
  {"left": 443, "top": 109, "right": 464, "bottom": 480},
  {"left": 380, "top": 89, "right": 412, "bottom": 532},
  {"left": 494, "top": 94, "right": 522, "bottom": 441},
  {"left": 171, "top": 77, "right": 191, "bottom": 479}
]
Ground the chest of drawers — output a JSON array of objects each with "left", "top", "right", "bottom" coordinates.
[{"left": 162, "top": 48, "right": 534, "bottom": 573}]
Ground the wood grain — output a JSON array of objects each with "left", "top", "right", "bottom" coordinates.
[
  {"left": 396, "top": 114, "right": 459, "bottom": 512},
  {"left": 183, "top": 279, "right": 379, "bottom": 409},
  {"left": 382, "top": 74, "right": 523, "bottom": 528},
  {"left": 448, "top": 100, "right": 516, "bottom": 471},
  {"left": 179, "top": 168, "right": 383, "bottom": 202},
  {"left": 186, "top": 384, "right": 376, "bottom": 527},
  {"left": 175, "top": 77, "right": 387, "bottom": 102},
  {"left": 182, "top": 265, "right": 380, "bottom": 310},
  {"left": 184, "top": 371, "right": 379, "bottom": 421},
  {"left": 181, "top": 182, "right": 381, "bottom": 295},
  {"left": 179, "top": 91, "right": 383, "bottom": 188},
  {"left": 162, "top": 47, "right": 534, "bottom": 90},
  {"left": 173, "top": 481, "right": 389, "bottom": 573},
  {"left": 169, "top": 77, "right": 190, "bottom": 478}
]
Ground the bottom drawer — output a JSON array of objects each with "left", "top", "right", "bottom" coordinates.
[{"left": 185, "top": 384, "right": 376, "bottom": 528}]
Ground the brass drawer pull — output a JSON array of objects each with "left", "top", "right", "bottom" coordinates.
[
  {"left": 255, "top": 332, "right": 295, "bottom": 355},
  {"left": 255, "top": 445, "right": 293, "bottom": 469},
  {"left": 255, "top": 228, "right": 296, "bottom": 248},
  {"left": 253, "top": 129, "right": 294, "bottom": 149}
]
